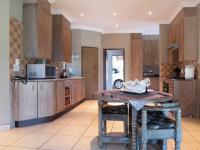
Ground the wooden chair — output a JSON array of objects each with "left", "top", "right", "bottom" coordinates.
[
  {"left": 98, "top": 101, "right": 131, "bottom": 148},
  {"left": 136, "top": 100, "right": 182, "bottom": 150}
]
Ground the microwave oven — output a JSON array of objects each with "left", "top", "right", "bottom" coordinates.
[{"left": 27, "top": 64, "right": 56, "bottom": 79}]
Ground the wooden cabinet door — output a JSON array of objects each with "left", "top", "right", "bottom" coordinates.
[
  {"left": 149, "top": 77, "right": 159, "bottom": 91},
  {"left": 174, "top": 80, "right": 198, "bottom": 117},
  {"left": 56, "top": 80, "right": 65, "bottom": 113},
  {"left": 184, "top": 17, "right": 198, "bottom": 61},
  {"left": 151, "top": 40, "right": 159, "bottom": 67},
  {"left": 178, "top": 21, "right": 184, "bottom": 61},
  {"left": 37, "top": 6, "right": 52, "bottom": 59},
  {"left": 131, "top": 37, "right": 143, "bottom": 80},
  {"left": 19, "top": 82, "right": 37, "bottom": 120},
  {"left": 38, "top": 81, "right": 56, "bottom": 118},
  {"left": 143, "top": 39, "right": 151, "bottom": 65},
  {"left": 81, "top": 78, "right": 85, "bottom": 100},
  {"left": 62, "top": 18, "right": 72, "bottom": 62}
]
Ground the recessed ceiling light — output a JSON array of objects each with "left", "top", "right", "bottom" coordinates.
[
  {"left": 112, "top": 12, "right": 117, "bottom": 16},
  {"left": 148, "top": 11, "right": 152, "bottom": 15},
  {"left": 80, "top": 13, "right": 84, "bottom": 17},
  {"left": 115, "top": 24, "right": 119, "bottom": 28}
]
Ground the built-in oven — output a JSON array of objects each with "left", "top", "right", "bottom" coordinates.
[
  {"left": 163, "top": 82, "right": 169, "bottom": 93},
  {"left": 27, "top": 64, "right": 56, "bottom": 79}
]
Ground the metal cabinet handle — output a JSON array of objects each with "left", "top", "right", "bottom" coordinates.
[
  {"left": 32, "top": 85, "right": 34, "bottom": 91},
  {"left": 40, "top": 84, "right": 42, "bottom": 90}
]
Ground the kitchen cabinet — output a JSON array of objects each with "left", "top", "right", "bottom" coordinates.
[
  {"left": 159, "top": 24, "right": 170, "bottom": 64},
  {"left": 71, "top": 78, "right": 85, "bottom": 104},
  {"left": 56, "top": 80, "right": 65, "bottom": 113},
  {"left": 13, "top": 82, "right": 38, "bottom": 121},
  {"left": 149, "top": 77, "right": 159, "bottom": 91},
  {"left": 64, "top": 78, "right": 85, "bottom": 105},
  {"left": 38, "top": 81, "right": 56, "bottom": 118},
  {"left": 23, "top": 0, "right": 52, "bottom": 59},
  {"left": 173, "top": 80, "right": 199, "bottom": 117},
  {"left": 52, "top": 15, "right": 72, "bottom": 63},
  {"left": 131, "top": 33, "right": 143, "bottom": 80},
  {"left": 13, "top": 78, "right": 85, "bottom": 126},
  {"left": 168, "top": 8, "right": 198, "bottom": 62},
  {"left": 143, "top": 35, "right": 159, "bottom": 67}
]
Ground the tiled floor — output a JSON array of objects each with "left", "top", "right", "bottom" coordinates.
[{"left": 0, "top": 100, "right": 200, "bottom": 150}]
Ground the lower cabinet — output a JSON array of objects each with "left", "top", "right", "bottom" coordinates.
[
  {"left": 38, "top": 81, "right": 56, "bottom": 118},
  {"left": 17, "top": 82, "right": 38, "bottom": 121},
  {"left": 70, "top": 78, "right": 85, "bottom": 104},
  {"left": 173, "top": 80, "right": 198, "bottom": 117},
  {"left": 148, "top": 77, "right": 159, "bottom": 91},
  {"left": 56, "top": 80, "right": 65, "bottom": 113},
  {"left": 13, "top": 78, "right": 85, "bottom": 123}
]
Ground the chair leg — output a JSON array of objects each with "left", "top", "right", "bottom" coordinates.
[
  {"left": 162, "top": 140, "right": 167, "bottom": 150},
  {"left": 124, "top": 119, "right": 128, "bottom": 137},
  {"left": 141, "top": 140, "right": 147, "bottom": 150},
  {"left": 136, "top": 134, "right": 140, "bottom": 150},
  {"left": 103, "top": 121, "right": 107, "bottom": 135},
  {"left": 175, "top": 141, "right": 181, "bottom": 150},
  {"left": 98, "top": 103, "right": 103, "bottom": 148}
]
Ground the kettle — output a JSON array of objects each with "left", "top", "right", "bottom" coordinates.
[{"left": 185, "top": 65, "right": 195, "bottom": 80}]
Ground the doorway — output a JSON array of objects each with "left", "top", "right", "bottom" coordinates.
[
  {"left": 81, "top": 47, "right": 98, "bottom": 100},
  {"left": 103, "top": 49, "right": 125, "bottom": 90}
]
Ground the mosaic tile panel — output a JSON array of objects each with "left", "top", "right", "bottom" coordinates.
[
  {"left": 9, "top": 17, "right": 27, "bottom": 79},
  {"left": 161, "top": 61, "right": 200, "bottom": 80}
]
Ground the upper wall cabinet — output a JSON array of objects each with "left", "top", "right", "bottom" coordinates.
[
  {"left": 143, "top": 35, "right": 159, "bottom": 67},
  {"left": 131, "top": 33, "right": 143, "bottom": 80},
  {"left": 23, "top": 0, "right": 52, "bottom": 59},
  {"left": 168, "top": 8, "right": 198, "bottom": 62},
  {"left": 52, "top": 15, "right": 72, "bottom": 63}
]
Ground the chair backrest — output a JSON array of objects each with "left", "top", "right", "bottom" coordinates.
[{"left": 141, "top": 100, "right": 182, "bottom": 131}]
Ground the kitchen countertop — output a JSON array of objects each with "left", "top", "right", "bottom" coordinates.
[
  {"left": 162, "top": 77, "right": 197, "bottom": 81},
  {"left": 143, "top": 76, "right": 159, "bottom": 78},
  {"left": 15, "top": 77, "right": 85, "bottom": 82}
]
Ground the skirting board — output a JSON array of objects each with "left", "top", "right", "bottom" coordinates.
[{"left": 0, "top": 124, "right": 10, "bottom": 131}]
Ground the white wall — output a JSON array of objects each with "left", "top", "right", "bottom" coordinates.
[
  {"left": 102, "top": 34, "right": 131, "bottom": 81},
  {"left": 71, "top": 29, "right": 103, "bottom": 90},
  {"left": 10, "top": 0, "right": 23, "bottom": 22},
  {"left": 0, "top": 0, "right": 11, "bottom": 130}
]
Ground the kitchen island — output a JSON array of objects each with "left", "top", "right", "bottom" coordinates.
[{"left": 13, "top": 77, "right": 85, "bottom": 127}]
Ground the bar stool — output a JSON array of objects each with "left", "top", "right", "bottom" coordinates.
[
  {"left": 136, "top": 100, "right": 182, "bottom": 150},
  {"left": 98, "top": 100, "right": 131, "bottom": 148}
]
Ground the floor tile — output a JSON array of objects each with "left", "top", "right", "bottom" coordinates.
[
  {"left": 3, "top": 147, "right": 36, "bottom": 150},
  {"left": 0, "top": 131, "right": 26, "bottom": 146},
  {"left": 1, "top": 101, "right": 200, "bottom": 150},
  {"left": 29, "top": 124, "right": 64, "bottom": 135},
  {"left": 106, "top": 144, "right": 129, "bottom": 150},
  {"left": 41, "top": 135, "right": 79, "bottom": 150},
  {"left": 72, "top": 136, "right": 106, "bottom": 150},
  {"left": 57, "top": 126, "right": 87, "bottom": 137},
  {"left": 188, "top": 131, "right": 200, "bottom": 142},
  {"left": 11, "top": 133, "right": 53, "bottom": 149},
  {"left": 83, "top": 127, "right": 99, "bottom": 137},
  {"left": 169, "top": 140, "right": 200, "bottom": 150}
]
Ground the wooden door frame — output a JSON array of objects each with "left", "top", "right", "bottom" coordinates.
[{"left": 103, "top": 48, "right": 125, "bottom": 90}]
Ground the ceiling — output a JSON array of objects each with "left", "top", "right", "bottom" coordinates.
[{"left": 50, "top": 0, "right": 200, "bottom": 34}]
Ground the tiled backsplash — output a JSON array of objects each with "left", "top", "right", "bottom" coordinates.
[
  {"left": 9, "top": 17, "right": 27, "bottom": 79},
  {"left": 161, "top": 60, "right": 200, "bottom": 79}
]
